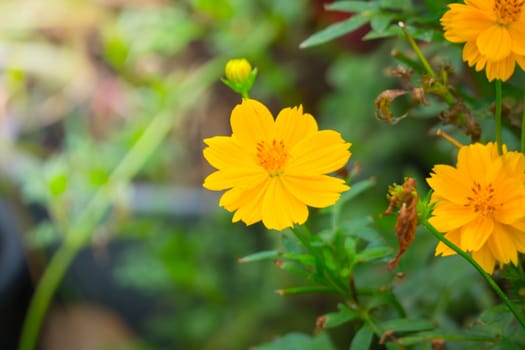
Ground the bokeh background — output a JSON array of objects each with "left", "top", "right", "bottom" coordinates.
[{"left": 0, "top": 0, "right": 501, "bottom": 349}]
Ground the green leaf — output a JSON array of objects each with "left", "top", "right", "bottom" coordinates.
[
  {"left": 282, "top": 253, "right": 317, "bottom": 266},
  {"left": 350, "top": 323, "right": 374, "bottom": 350},
  {"left": 300, "top": 14, "right": 369, "bottom": 48},
  {"left": 339, "top": 178, "right": 376, "bottom": 206},
  {"left": 396, "top": 331, "right": 492, "bottom": 346},
  {"left": 254, "top": 332, "right": 336, "bottom": 350},
  {"left": 378, "top": 318, "right": 435, "bottom": 333},
  {"left": 237, "top": 250, "right": 279, "bottom": 263},
  {"left": 277, "top": 285, "right": 339, "bottom": 296},
  {"left": 322, "top": 304, "right": 360, "bottom": 329},
  {"left": 326, "top": 1, "right": 379, "bottom": 13},
  {"left": 370, "top": 13, "right": 395, "bottom": 33},
  {"left": 356, "top": 246, "right": 392, "bottom": 263}
]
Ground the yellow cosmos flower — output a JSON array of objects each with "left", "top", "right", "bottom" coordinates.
[
  {"left": 441, "top": 0, "right": 525, "bottom": 81},
  {"left": 427, "top": 142, "right": 525, "bottom": 274},
  {"left": 203, "top": 99, "right": 351, "bottom": 231}
]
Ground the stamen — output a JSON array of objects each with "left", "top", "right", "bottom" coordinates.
[
  {"left": 494, "top": 0, "right": 524, "bottom": 24},
  {"left": 465, "top": 182, "right": 499, "bottom": 217},
  {"left": 256, "top": 139, "right": 288, "bottom": 176}
]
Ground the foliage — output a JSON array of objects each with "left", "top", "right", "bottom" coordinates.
[{"left": 2, "top": 0, "right": 525, "bottom": 349}]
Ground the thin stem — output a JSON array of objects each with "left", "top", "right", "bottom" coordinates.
[
  {"left": 18, "top": 60, "right": 222, "bottom": 350},
  {"left": 18, "top": 243, "right": 80, "bottom": 350},
  {"left": 521, "top": 86, "right": 525, "bottom": 153},
  {"left": 495, "top": 79, "right": 503, "bottom": 154},
  {"left": 422, "top": 220, "right": 525, "bottom": 331},
  {"left": 398, "top": 21, "right": 436, "bottom": 78}
]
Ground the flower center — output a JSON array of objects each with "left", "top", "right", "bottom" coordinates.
[
  {"left": 494, "top": 0, "right": 524, "bottom": 24},
  {"left": 256, "top": 139, "right": 288, "bottom": 177},
  {"left": 464, "top": 182, "right": 500, "bottom": 217}
]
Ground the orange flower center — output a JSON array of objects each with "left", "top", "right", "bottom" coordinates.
[
  {"left": 256, "top": 139, "right": 288, "bottom": 177},
  {"left": 494, "top": 0, "right": 524, "bottom": 24},
  {"left": 465, "top": 182, "right": 501, "bottom": 217}
]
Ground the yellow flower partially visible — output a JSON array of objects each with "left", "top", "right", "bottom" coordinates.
[
  {"left": 441, "top": 0, "right": 525, "bottom": 81},
  {"left": 427, "top": 142, "right": 525, "bottom": 274},
  {"left": 203, "top": 99, "right": 351, "bottom": 231}
]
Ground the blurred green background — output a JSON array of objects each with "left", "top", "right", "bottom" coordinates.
[{"left": 0, "top": 0, "right": 506, "bottom": 349}]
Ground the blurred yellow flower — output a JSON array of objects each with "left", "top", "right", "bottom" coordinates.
[
  {"left": 441, "top": 0, "right": 525, "bottom": 81},
  {"left": 203, "top": 99, "right": 351, "bottom": 230},
  {"left": 427, "top": 142, "right": 525, "bottom": 274}
]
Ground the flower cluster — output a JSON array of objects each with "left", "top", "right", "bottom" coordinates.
[
  {"left": 203, "top": 99, "right": 351, "bottom": 231},
  {"left": 427, "top": 142, "right": 525, "bottom": 273}
]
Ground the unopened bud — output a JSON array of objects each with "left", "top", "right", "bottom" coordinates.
[
  {"left": 222, "top": 58, "right": 257, "bottom": 98},
  {"left": 225, "top": 58, "right": 252, "bottom": 84}
]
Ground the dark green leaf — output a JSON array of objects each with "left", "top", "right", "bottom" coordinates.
[
  {"left": 378, "top": 318, "right": 435, "bottom": 333},
  {"left": 350, "top": 323, "right": 374, "bottom": 350},
  {"left": 370, "top": 13, "right": 394, "bottom": 33},
  {"left": 356, "top": 246, "right": 392, "bottom": 263},
  {"left": 322, "top": 304, "right": 360, "bottom": 328},
  {"left": 300, "top": 14, "right": 369, "bottom": 48},
  {"left": 326, "top": 1, "right": 379, "bottom": 13},
  {"left": 396, "top": 331, "right": 492, "bottom": 346},
  {"left": 237, "top": 250, "right": 279, "bottom": 263},
  {"left": 254, "top": 332, "right": 336, "bottom": 350}
]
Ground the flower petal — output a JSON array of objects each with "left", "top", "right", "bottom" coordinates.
[
  {"left": 203, "top": 169, "right": 266, "bottom": 191},
  {"left": 487, "top": 226, "right": 518, "bottom": 264},
  {"left": 261, "top": 178, "right": 308, "bottom": 230},
  {"left": 275, "top": 106, "right": 318, "bottom": 148},
  {"left": 287, "top": 130, "right": 351, "bottom": 175},
  {"left": 428, "top": 202, "right": 477, "bottom": 232},
  {"left": 231, "top": 99, "right": 275, "bottom": 146},
  {"left": 427, "top": 164, "right": 471, "bottom": 204},
  {"left": 460, "top": 216, "right": 494, "bottom": 251},
  {"left": 477, "top": 25, "right": 512, "bottom": 61},
  {"left": 282, "top": 174, "right": 349, "bottom": 208},
  {"left": 441, "top": 4, "right": 494, "bottom": 42},
  {"left": 509, "top": 21, "right": 525, "bottom": 56},
  {"left": 471, "top": 247, "right": 496, "bottom": 274},
  {"left": 203, "top": 136, "right": 256, "bottom": 170},
  {"left": 435, "top": 229, "right": 461, "bottom": 256},
  {"left": 220, "top": 181, "right": 269, "bottom": 225}
]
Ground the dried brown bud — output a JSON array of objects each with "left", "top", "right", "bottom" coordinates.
[
  {"left": 374, "top": 89, "right": 409, "bottom": 124},
  {"left": 383, "top": 177, "right": 419, "bottom": 269}
]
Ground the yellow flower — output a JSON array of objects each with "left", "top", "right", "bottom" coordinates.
[
  {"left": 441, "top": 0, "right": 525, "bottom": 81},
  {"left": 203, "top": 99, "right": 351, "bottom": 230},
  {"left": 427, "top": 142, "right": 525, "bottom": 274}
]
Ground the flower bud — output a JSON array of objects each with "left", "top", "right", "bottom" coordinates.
[
  {"left": 225, "top": 58, "right": 252, "bottom": 85},
  {"left": 222, "top": 58, "right": 257, "bottom": 98}
]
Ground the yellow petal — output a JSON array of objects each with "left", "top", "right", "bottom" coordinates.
[
  {"left": 221, "top": 181, "right": 269, "bottom": 225},
  {"left": 434, "top": 229, "right": 461, "bottom": 256},
  {"left": 485, "top": 55, "right": 516, "bottom": 81},
  {"left": 203, "top": 136, "right": 256, "bottom": 170},
  {"left": 287, "top": 130, "right": 351, "bottom": 175},
  {"left": 281, "top": 174, "right": 349, "bottom": 208},
  {"left": 274, "top": 106, "right": 318, "bottom": 148},
  {"left": 471, "top": 247, "right": 496, "bottom": 274},
  {"left": 441, "top": 4, "right": 494, "bottom": 42},
  {"left": 460, "top": 216, "right": 494, "bottom": 251},
  {"left": 509, "top": 21, "right": 525, "bottom": 56},
  {"left": 487, "top": 227, "right": 518, "bottom": 264},
  {"left": 464, "top": 0, "right": 493, "bottom": 11},
  {"left": 426, "top": 165, "right": 471, "bottom": 204},
  {"left": 230, "top": 99, "right": 275, "bottom": 146},
  {"left": 261, "top": 178, "right": 308, "bottom": 230},
  {"left": 203, "top": 169, "right": 266, "bottom": 191},
  {"left": 428, "top": 202, "right": 477, "bottom": 232},
  {"left": 477, "top": 25, "right": 512, "bottom": 61}
]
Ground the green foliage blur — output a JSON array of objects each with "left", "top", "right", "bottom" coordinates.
[{"left": 2, "top": 0, "right": 525, "bottom": 349}]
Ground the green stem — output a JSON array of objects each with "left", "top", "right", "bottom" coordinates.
[
  {"left": 520, "top": 89, "right": 525, "bottom": 153},
  {"left": 495, "top": 79, "right": 503, "bottom": 154},
  {"left": 18, "top": 60, "right": 222, "bottom": 350},
  {"left": 399, "top": 22, "right": 435, "bottom": 78},
  {"left": 422, "top": 220, "right": 525, "bottom": 331},
  {"left": 18, "top": 242, "right": 80, "bottom": 350}
]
